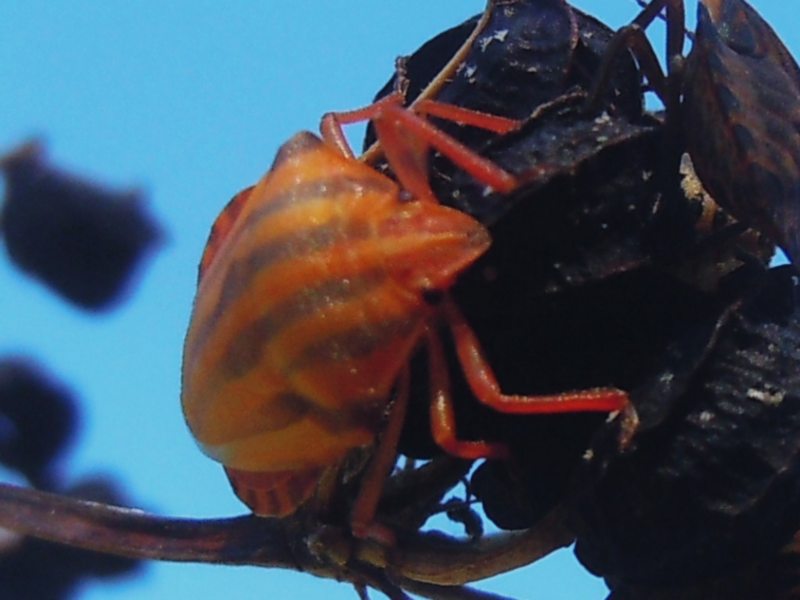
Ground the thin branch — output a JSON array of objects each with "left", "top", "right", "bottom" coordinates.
[
  {"left": 361, "top": 506, "right": 574, "bottom": 585},
  {"left": 0, "top": 482, "right": 573, "bottom": 598},
  {"left": 0, "top": 482, "right": 298, "bottom": 567}
]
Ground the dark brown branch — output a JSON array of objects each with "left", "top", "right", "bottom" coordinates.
[
  {"left": 0, "top": 482, "right": 298, "bottom": 567},
  {"left": 0, "top": 482, "right": 573, "bottom": 598}
]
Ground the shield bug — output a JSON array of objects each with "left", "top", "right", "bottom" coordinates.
[
  {"left": 180, "top": 89, "right": 630, "bottom": 539},
  {"left": 590, "top": 0, "right": 800, "bottom": 264}
]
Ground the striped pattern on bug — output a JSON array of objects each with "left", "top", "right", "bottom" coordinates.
[
  {"left": 182, "top": 129, "right": 491, "bottom": 514},
  {"left": 181, "top": 91, "right": 631, "bottom": 531}
]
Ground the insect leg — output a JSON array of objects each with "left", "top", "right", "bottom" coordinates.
[
  {"left": 425, "top": 327, "right": 511, "bottom": 461},
  {"left": 319, "top": 92, "right": 405, "bottom": 159},
  {"left": 441, "top": 297, "right": 630, "bottom": 415},
  {"left": 584, "top": 23, "right": 668, "bottom": 113},
  {"left": 623, "top": 0, "right": 685, "bottom": 63},
  {"left": 321, "top": 94, "right": 518, "bottom": 201},
  {"left": 411, "top": 100, "right": 518, "bottom": 135},
  {"left": 349, "top": 366, "right": 410, "bottom": 544},
  {"left": 584, "top": 0, "right": 685, "bottom": 114},
  {"left": 380, "top": 103, "right": 518, "bottom": 196}
]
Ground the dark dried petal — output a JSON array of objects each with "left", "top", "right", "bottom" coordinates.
[
  {"left": 443, "top": 100, "right": 665, "bottom": 296},
  {"left": 367, "top": 0, "right": 642, "bottom": 150},
  {"left": 427, "top": 0, "right": 580, "bottom": 125},
  {"left": 573, "top": 266, "right": 800, "bottom": 586},
  {"left": 467, "top": 268, "right": 726, "bottom": 529}
]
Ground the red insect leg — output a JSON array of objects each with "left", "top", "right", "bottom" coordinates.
[
  {"left": 349, "top": 367, "right": 410, "bottom": 544},
  {"left": 425, "top": 328, "right": 511, "bottom": 461},
  {"left": 442, "top": 297, "right": 629, "bottom": 416},
  {"left": 345, "top": 326, "right": 539, "bottom": 539},
  {"left": 319, "top": 92, "right": 518, "bottom": 203},
  {"left": 412, "top": 99, "right": 518, "bottom": 135}
]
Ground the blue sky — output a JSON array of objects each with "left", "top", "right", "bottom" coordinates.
[{"left": 0, "top": 2, "right": 794, "bottom": 599}]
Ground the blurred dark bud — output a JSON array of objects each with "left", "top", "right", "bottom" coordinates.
[
  {"left": 0, "top": 359, "right": 143, "bottom": 598},
  {"left": 0, "top": 358, "right": 77, "bottom": 489},
  {"left": 0, "top": 141, "right": 163, "bottom": 310},
  {"left": 0, "top": 476, "right": 142, "bottom": 600}
]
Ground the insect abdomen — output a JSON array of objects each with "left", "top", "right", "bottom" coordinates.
[
  {"left": 182, "top": 129, "right": 491, "bottom": 519},
  {"left": 182, "top": 132, "right": 430, "bottom": 472}
]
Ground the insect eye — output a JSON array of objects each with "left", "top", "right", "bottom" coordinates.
[
  {"left": 398, "top": 190, "right": 415, "bottom": 203},
  {"left": 421, "top": 288, "right": 445, "bottom": 305}
]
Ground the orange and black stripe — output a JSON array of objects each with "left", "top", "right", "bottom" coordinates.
[{"left": 181, "top": 130, "right": 489, "bottom": 516}]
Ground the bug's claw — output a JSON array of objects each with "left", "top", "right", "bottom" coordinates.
[{"left": 613, "top": 403, "right": 640, "bottom": 452}]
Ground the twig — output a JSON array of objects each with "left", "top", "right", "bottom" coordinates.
[{"left": 0, "top": 483, "right": 574, "bottom": 598}]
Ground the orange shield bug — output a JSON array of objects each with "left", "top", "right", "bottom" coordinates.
[
  {"left": 591, "top": 0, "right": 800, "bottom": 263},
  {"left": 181, "top": 90, "right": 630, "bottom": 540}
]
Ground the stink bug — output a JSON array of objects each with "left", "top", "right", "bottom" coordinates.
[
  {"left": 181, "top": 90, "right": 630, "bottom": 539},
  {"left": 590, "top": 0, "right": 800, "bottom": 263}
]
